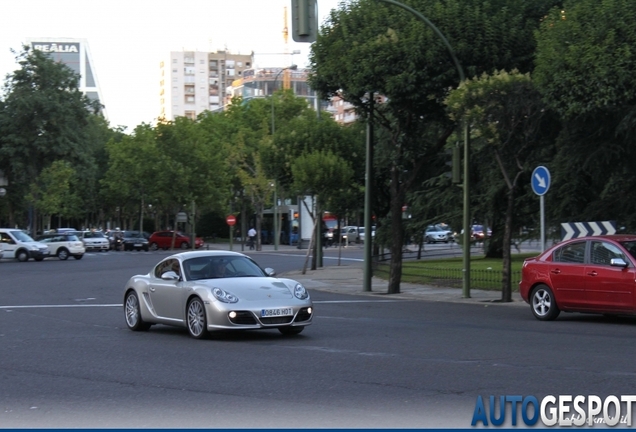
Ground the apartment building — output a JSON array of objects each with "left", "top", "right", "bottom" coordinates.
[
  {"left": 160, "top": 50, "right": 254, "bottom": 121},
  {"left": 28, "top": 38, "right": 107, "bottom": 118}
]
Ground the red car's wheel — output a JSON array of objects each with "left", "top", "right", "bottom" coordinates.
[{"left": 531, "top": 284, "right": 560, "bottom": 321}]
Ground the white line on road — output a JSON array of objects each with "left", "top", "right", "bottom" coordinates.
[{"left": 1, "top": 304, "right": 122, "bottom": 309}]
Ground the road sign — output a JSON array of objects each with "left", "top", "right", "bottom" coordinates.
[
  {"left": 226, "top": 215, "right": 236, "bottom": 226},
  {"left": 531, "top": 166, "right": 551, "bottom": 196},
  {"left": 561, "top": 221, "right": 617, "bottom": 240},
  {"left": 176, "top": 211, "right": 188, "bottom": 223}
]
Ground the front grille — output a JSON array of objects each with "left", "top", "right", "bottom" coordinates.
[
  {"left": 260, "top": 316, "right": 293, "bottom": 325},
  {"left": 229, "top": 311, "right": 257, "bottom": 325},
  {"left": 295, "top": 307, "right": 312, "bottom": 322}
]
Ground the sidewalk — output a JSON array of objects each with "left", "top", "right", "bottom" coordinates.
[
  {"left": 207, "top": 241, "right": 526, "bottom": 306},
  {"left": 283, "top": 263, "right": 525, "bottom": 306}
]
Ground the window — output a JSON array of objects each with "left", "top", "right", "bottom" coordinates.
[
  {"left": 591, "top": 241, "right": 626, "bottom": 265},
  {"left": 553, "top": 241, "right": 586, "bottom": 264}
]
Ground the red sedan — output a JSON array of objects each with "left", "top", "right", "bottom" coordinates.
[
  {"left": 519, "top": 235, "right": 636, "bottom": 320},
  {"left": 148, "top": 231, "right": 204, "bottom": 251}
]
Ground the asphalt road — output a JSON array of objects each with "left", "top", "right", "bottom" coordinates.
[{"left": 1, "top": 250, "right": 635, "bottom": 428}]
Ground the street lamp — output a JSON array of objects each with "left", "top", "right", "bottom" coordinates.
[{"left": 271, "top": 64, "right": 298, "bottom": 251}]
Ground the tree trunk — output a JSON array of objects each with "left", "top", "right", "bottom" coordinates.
[
  {"left": 388, "top": 192, "right": 404, "bottom": 294},
  {"left": 501, "top": 187, "right": 515, "bottom": 302}
]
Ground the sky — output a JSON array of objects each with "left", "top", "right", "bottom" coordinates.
[{"left": 0, "top": 0, "right": 342, "bottom": 131}]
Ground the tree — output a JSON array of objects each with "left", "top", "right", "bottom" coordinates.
[
  {"left": 309, "top": 0, "right": 562, "bottom": 294},
  {"left": 534, "top": 0, "right": 636, "bottom": 230},
  {"left": 446, "top": 70, "right": 554, "bottom": 301},
  {"left": 0, "top": 45, "right": 101, "bottom": 233}
]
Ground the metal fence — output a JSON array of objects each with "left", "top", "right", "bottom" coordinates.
[{"left": 392, "top": 265, "right": 521, "bottom": 290}]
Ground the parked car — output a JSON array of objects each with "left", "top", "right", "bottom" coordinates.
[
  {"left": 340, "top": 226, "right": 360, "bottom": 244},
  {"left": 122, "top": 250, "right": 313, "bottom": 339},
  {"left": 519, "top": 235, "right": 636, "bottom": 321},
  {"left": 148, "top": 231, "right": 204, "bottom": 250},
  {"left": 80, "top": 230, "right": 110, "bottom": 252},
  {"left": 424, "top": 224, "right": 454, "bottom": 243},
  {"left": 36, "top": 232, "right": 85, "bottom": 260},
  {"left": 0, "top": 228, "right": 50, "bottom": 262},
  {"left": 122, "top": 231, "right": 150, "bottom": 251}
]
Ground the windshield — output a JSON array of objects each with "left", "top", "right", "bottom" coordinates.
[
  {"left": 84, "top": 232, "right": 105, "bottom": 238},
  {"left": 620, "top": 241, "right": 636, "bottom": 261},
  {"left": 183, "top": 255, "right": 267, "bottom": 281},
  {"left": 11, "top": 230, "right": 36, "bottom": 242}
]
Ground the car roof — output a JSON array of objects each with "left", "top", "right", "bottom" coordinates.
[
  {"left": 560, "top": 235, "right": 636, "bottom": 242},
  {"left": 165, "top": 250, "right": 246, "bottom": 261}
]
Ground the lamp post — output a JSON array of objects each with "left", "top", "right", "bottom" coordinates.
[
  {"left": 373, "top": 0, "right": 471, "bottom": 297},
  {"left": 271, "top": 64, "right": 298, "bottom": 251}
]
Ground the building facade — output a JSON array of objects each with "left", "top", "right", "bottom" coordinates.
[
  {"left": 28, "top": 38, "right": 106, "bottom": 118},
  {"left": 160, "top": 50, "right": 254, "bottom": 121}
]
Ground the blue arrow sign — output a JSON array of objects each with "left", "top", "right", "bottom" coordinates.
[{"left": 531, "top": 166, "right": 551, "bottom": 196}]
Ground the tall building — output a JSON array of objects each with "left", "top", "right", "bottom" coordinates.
[
  {"left": 28, "top": 38, "right": 107, "bottom": 118},
  {"left": 160, "top": 50, "right": 254, "bottom": 121}
]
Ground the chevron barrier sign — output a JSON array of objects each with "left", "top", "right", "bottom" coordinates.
[{"left": 561, "top": 221, "right": 617, "bottom": 240}]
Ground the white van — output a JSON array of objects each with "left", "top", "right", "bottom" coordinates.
[{"left": 0, "top": 228, "right": 51, "bottom": 262}]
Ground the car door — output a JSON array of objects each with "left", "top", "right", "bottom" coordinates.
[
  {"left": 548, "top": 240, "right": 588, "bottom": 308},
  {"left": 147, "top": 259, "right": 186, "bottom": 321},
  {"left": 585, "top": 240, "right": 635, "bottom": 312}
]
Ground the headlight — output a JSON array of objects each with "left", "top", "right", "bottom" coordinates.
[
  {"left": 212, "top": 287, "right": 238, "bottom": 303},
  {"left": 29, "top": 245, "right": 39, "bottom": 250},
  {"left": 294, "top": 283, "right": 309, "bottom": 300}
]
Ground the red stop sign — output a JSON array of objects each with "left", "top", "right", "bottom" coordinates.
[{"left": 226, "top": 215, "right": 236, "bottom": 226}]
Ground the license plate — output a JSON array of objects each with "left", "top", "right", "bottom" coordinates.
[
  {"left": 134, "top": 243, "right": 141, "bottom": 247},
  {"left": 261, "top": 308, "right": 293, "bottom": 317}
]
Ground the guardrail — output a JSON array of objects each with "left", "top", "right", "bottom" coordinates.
[{"left": 377, "top": 265, "right": 522, "bottom": 290}]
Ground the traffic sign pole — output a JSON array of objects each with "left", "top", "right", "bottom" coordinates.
[{"left": 531, "top": 166, "right": 551, "bottom": 253}]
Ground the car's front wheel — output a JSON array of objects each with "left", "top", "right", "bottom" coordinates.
[
  {"left": 124, "top": 291, "right": 151, "bottom": 331},
  {"left": 186, "top": 297, "right": 208, "bottom": 339},
  {"left": 531, "top": 284, "right": 560, "bottom": 321},
  {"left": 16, "top": 249, "right": 29, "bottom": 262},
  {"left": 73, "top": 254, "right": 83, "bottom": 260},
  {"left": 278, "top": 326, "right": 304, "bottom": 336}
]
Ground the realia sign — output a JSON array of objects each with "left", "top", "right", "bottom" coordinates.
[{"left": 32, "top": 42, "right": 79, "bottom": 53}]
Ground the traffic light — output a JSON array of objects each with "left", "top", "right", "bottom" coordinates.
[{"left": 291, "top": 0, "right": 318, "bottom": 43}]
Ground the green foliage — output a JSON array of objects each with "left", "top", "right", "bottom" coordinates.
[{"left": 534, "top": 0, "right": 636, "bottom": 118}]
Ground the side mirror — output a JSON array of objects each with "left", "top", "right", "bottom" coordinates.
[
  {"left": 264, "top": 267, "right": 276, "bottom": 277},
  {"left": 161, "top": 271, "right": 180, "bottom": 281},
  {"left": 610, "top": 258, "right": 628, "bottom": 268}
]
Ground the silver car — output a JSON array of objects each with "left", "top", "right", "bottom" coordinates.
[{"left": 123, "top": 251, "right": 313, "bottom": 339}]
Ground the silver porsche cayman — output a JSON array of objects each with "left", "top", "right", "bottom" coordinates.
[{"left": 123, "top": 250, "right": 313, "bottom": 339}]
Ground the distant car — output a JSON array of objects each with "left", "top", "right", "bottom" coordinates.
[
  {"left": 36, "top": 232, "right": 85, "bottom": 260},
  {"left": 359, "top": 226, "right": 376, "bottom": 243},
  {"left": 471, "top": 224, "right": 492, "bottom": 241},
  {"left": 519, "top": 235, "right": 636, "bottom": 321},
  {"left": 148, "top": 231, "right": 204, "bottom": 250},
  {"left": 0, "top": 228, "right": 50, "bottom": 262},
  {"left": 122, "top": 251, "right": 313, "bottom": 339},
  {"left": 424, "top": 224, "right": 454, "bottom": 243},
  {"left": 340, "top": 226, "right": 360, "bottom": 244},
  {"left": 80, "top": 230, "right": 110, "bottom": 252},
  {"left": 122, "top": 230, "right": 149, "bottom": 251}
]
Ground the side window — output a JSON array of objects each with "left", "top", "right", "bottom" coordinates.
[
  {"left": 591, "top": 241, "right": 627, "bottom": 265},
  {"left": 553, "top": 241, "right": 586, "bottom": 263},
  {"left": 1, "top": 233, "right": 15, "bottom": 244},
  {"left": 155, "top": 259, "right": 180, "bottom": 278}
]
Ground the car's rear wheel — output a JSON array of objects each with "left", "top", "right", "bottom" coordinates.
[
  {"left": 124, "top": 291, "right": 151, "bottom": 331},
  {"left": 278, "top": 326, "right": 304, "bottom": 336},
  {"left": 531, "top": 284, "right": 560, "bottom": 321},
  {"left": 57, "top": 248, "right": 69, "bottom": 260},
  {"left": 180, "top": 242, "right": 190, "bottom": 249},
  {"left": 186, "top": 297, "right": 208, "bottom": 339}
]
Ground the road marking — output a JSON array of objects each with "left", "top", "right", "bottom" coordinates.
[
  {"left": 1, "top": 300, "right": 397, "bottom": 309},
  {"left": 0, "top": 304, "right": 121, "bottom": 309}
]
